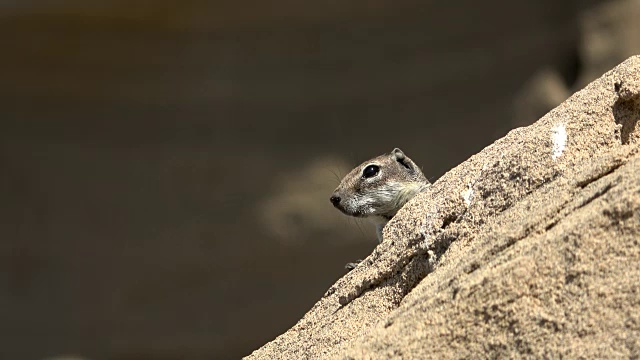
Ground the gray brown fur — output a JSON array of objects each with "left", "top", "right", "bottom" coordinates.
[{"left": 330, "top": 148, "right": 430, "bottom": 243}]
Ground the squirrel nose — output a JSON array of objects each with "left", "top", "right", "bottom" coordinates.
[{"left": 330, "top": 194, "right": 341, "bottom": 206}]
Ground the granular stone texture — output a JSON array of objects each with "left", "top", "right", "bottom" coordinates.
[{"left": 247, "top": 56, "right": 640, "bottom": 359}]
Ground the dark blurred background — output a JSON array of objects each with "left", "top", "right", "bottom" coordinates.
[{"left": 1, "top": 1, "right": 639, "bottom": 359}]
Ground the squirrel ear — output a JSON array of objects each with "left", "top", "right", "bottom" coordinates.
[
  {"left": 392, "top": 148, "right": 414, "bottom": 171},
  {"left": 391, "top": 148, "right": 405, "bottom": 161}
]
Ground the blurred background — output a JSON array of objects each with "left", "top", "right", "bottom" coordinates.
[{"left": 1, "top": 0, "right": 639, "bottom": 359}]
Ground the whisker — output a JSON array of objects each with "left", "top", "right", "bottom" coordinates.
[
  {"left": 328, "top": 167, "right": 341, "bottom": 183},
  {"left": 354, "top": 218, "right": 366, "bottom": 239}
]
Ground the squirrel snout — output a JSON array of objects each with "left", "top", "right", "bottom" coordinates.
[{"left": 329, "top": 194, "right": 341, "bottom": 207}]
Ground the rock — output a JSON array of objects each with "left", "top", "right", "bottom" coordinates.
[
  {"left": 247, "top": 55, "right": 640, "bottom": 358},
  {"left": 512, "top": 0, "right": 640, "bottom": 127},
  {"left": 512, "top": 68, "right": 572, "bottom": 129},
  {"left": 577, "top": 0, "right": 640, "bottom": 87}
]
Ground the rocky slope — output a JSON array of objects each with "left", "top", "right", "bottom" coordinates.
[{"left": 248, "top": 56, "right": 640, "bottom": 358}]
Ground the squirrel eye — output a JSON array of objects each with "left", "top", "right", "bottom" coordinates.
[{"left": 362, "top": 165, "right": 380, "bottom": 178}]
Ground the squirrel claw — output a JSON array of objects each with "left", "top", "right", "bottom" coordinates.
[{"left": 344, "top": 260, "right": 363, "bottom": 271}]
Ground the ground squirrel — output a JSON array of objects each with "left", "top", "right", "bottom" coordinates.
[{"left": 330, "top": 148, "right": 430, "bottom": 268}]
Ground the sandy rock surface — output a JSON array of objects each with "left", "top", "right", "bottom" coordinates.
[{"left": 247, "top": 56, "right": 640, "bottom": 359}]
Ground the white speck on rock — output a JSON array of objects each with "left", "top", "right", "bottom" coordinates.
[
  {"left": 551, "top": 123, "right": 567, "bottom": 160},
  {"left": 463, "top": 186, "right": 473, "bottom": 206}
]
